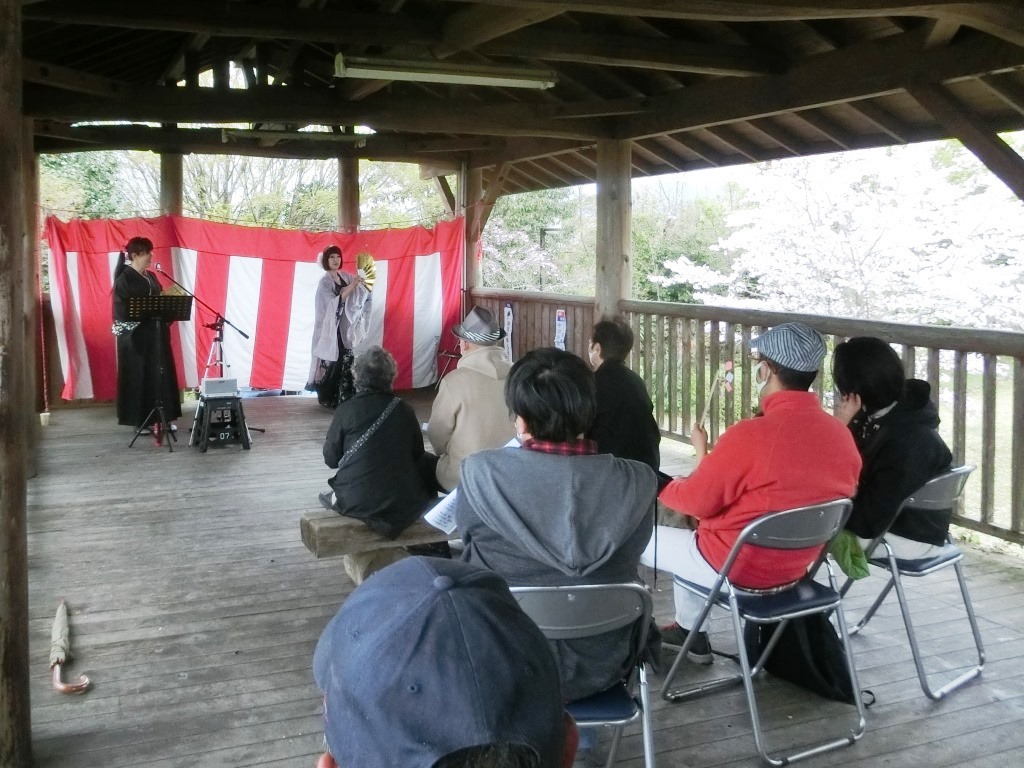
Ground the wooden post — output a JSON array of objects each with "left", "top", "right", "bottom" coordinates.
[
  {"left": 595, "top": 139, "right": 632, "bottom": 320},
  {"left": 160, "top": 152, "right": 183, "bottom": 216},
  {"left": 0, "top": 0, "right": 33, "bottom": 762},
  {"left": 23, "top": 118, "right": 39, "bottom": 479},
  {"left": 462, "top": 164, "right": 483, "bottom": 311},
  {"left": 338, "top": 155, "right": 360, "bottom": 234}
]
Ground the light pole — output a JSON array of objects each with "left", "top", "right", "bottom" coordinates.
[{"left": 538, "top": 224, "right": 562, "bottom": 292}]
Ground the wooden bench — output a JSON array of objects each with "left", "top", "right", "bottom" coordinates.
[{"left": 300, "top": 510, "right": 452, "bottom": 559}]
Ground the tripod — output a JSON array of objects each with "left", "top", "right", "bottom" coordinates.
[
  {"left": 202, "top": 315, "right": 230, "bottom": 380},
  {"left": 151, "top": 265, "right": 266, "bottom": 444},
  {"left": 126, "top": 295, "right": 193, "bottom": 452}
]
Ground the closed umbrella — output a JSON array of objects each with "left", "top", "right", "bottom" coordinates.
[{"left": 49, "top": 599, "right": 90, "bottom": 694}]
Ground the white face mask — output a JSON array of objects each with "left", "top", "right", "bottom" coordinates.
[
  {"left": 754, "top": 360, "right": 771, "bottom": 397},
  {"left": 588, "top": 346, "right": 601, "bottom": 369}
]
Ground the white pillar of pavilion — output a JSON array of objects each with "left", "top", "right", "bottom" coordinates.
[{"left": 595, "top": 139, "right": 632, "bottom": 321}]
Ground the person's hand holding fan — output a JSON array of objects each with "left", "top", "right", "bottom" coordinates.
[{"left": 356, "top": 252, "right": 376, "bottom": 291}]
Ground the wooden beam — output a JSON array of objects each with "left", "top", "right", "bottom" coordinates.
[
  {"left": 22, "top": 1, "right": 441, "bottom": 46},
  {"left": 442, "top": 1, "right": 1024, "bottom": 47},
  {"left": 479, "top": 28, "right": 780, "bottom": 76},
  {"left": 22, "top": 58, "right": 127, "bottom": 97},
  {"left": 908, "top": 82, "right": 1024, "bottom": 201},
  {"left": 846, "top": 100, "right": 908, "bottom": 142},
  {"left": 595, "top": 139, "right": 631, "bottom": 319},
  {"left": 24, "top": 86, "right": 608, "bottom": 140},
  {"left": 159, "top": 32, "right": 210, "bottom": 84},
  {"left": 480, "top": 162, "right": 510, "bottom": 228},
  {"left": 705, "top": 125, "right": 767, "bottom": 161},
  {"left": 794, "top": 110, "right": 857, "bottom": 150},
  {"left": 634, "top": 138, "right": 687, "bottom": 172},
  {"left": 924, "top": 17, "right": 961, "bottom": 47},
  {"left": 980, "top": 73, "right": 1024, "bottom": 116},
  {"left": 31, "top": 124, "right": 467, "bottom": 166},
  {"left": 616, "top": 30, "right": 1024, "bottom": 140},
  {"left": 434, "top": 176, "right": 456, "bottom": 216},
  {"left": 432, "top": 4, "right": 563, "bottom": 60},
  {"left": 747, "top": 117, "right": 803, "bottom": 154},
  {"left": 667, "top": 131, "right": 730, "bottom": 166},
  {"left": 468, "top": 137, "right": 591, "bottom": 169},
  {"left": 0, "top": 0, "right": 31, "bottom": 762}
]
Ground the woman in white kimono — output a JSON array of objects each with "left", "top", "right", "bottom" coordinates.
[{"left": 307, "top": 245, "right": 371, "bottom": 407}]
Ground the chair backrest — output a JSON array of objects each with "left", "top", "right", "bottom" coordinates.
[
  {"left": 510, "top": 583, "right": 652, "bottom": 651},
  {"left": 900, "top": 465, "right": 975, "bottom": 512},
  {"left": 715, "top": 499, "right": 853, "bottom": 581}
]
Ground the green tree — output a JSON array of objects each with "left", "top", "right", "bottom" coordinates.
[
  {"left": 632, "top": 181, "right": 739, "bottom": 302},
  {"left": 40, "top": 151, "right": 129, "bottom": 219},
  {"left": 484, "top": 186, "right": 594, "bottom": 294}
]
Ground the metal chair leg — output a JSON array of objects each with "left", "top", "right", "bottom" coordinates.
[
  {"left": 638, "top": 665, "right": 656, "bottom": 768},
  {"left": 849, "top": 576, "right": 895, "bottom": 635},
  {"left": 890, "top": 556, "right": 984, "bottom": 700},
  {"left": 661, "top": 596, "right": 743, "bottom": 702}
]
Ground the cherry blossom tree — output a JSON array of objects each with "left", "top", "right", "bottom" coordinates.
[{"left": 654, "top": 141, "right": 1024, "bottom": 330}]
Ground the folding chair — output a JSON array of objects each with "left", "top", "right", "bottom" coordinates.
[
  {"left": 511, "top": 583, "right": 655, "bottom": 768},
  {"left": 844, "top": 465, "right": 984, "bottom": 700},
  {"left": 662, "top": 499, "right": 867, "bottom": 766}
]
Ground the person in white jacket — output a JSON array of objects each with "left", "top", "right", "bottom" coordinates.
[{"left": 427, "top": 306, "right": 515, "bottom": 492}]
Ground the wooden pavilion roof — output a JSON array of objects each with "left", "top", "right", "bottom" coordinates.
[{"left": 20, "top": 1, "right": 1024, "bottom": 196}]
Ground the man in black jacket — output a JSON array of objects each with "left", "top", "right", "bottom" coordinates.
[{"left": 586, "top": 317, "right": 661, "bottom": 474}]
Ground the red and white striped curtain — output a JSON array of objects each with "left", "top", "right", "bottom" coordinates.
[{"left": 45, "top": 214, "right": 465, "bottom": 400}]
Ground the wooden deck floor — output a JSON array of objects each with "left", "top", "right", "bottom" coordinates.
[{"left": 26, "top": 393, "right": 1024, "bottom": 768}]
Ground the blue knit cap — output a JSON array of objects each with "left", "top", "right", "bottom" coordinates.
[
  {"left": 752, "top": 322, "right": 826, "bottom": 372},
  {"left": 313, "top": 557, "right": 565, "bottom": 768}
]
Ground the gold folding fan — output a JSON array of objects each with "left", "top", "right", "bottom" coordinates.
[{"left": 356, "top": 252, "right": 376, "bottom": 291}]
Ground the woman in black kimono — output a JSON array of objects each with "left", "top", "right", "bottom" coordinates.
[{"left": 111, "top": 236, "right": 181, "bottom": 444}]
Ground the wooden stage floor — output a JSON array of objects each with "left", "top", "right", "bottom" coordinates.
[{"left": 26, "top": 393, "right": 1024, "bottom": 767}]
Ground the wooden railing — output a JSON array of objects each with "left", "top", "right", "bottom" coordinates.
[{"left": 471, "top": 288, "right": 1024, "bottom": 546}]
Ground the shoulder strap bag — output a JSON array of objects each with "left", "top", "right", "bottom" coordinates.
[{"left": 336, "top": 397, "right": 401, "bottom": 471}]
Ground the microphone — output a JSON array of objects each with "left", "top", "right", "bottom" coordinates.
[{"left": 154, "top": 262, "right": 164, "bottom": 272}]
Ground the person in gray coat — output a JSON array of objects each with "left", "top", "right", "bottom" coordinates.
[{"left": 456, "top": 347, "right": 657, "bottom": 704}]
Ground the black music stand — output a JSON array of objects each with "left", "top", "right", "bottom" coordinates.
[{"left": 126, "top": 295, "right": 193, "bottom": 452}]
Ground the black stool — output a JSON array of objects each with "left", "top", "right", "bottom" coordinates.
[{"left": 190, "top": 395, "right": 252, "bottom": 452}]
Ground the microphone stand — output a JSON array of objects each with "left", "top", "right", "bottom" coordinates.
[
  {"left": 155, "top": 264, "right": 249, "bottom": 344},
  {"left": 153, "top": 264, "right": 266, "bottom": 436}
]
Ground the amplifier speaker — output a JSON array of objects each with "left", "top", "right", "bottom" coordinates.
[{"left": 200, "top": 377, "right": 237, "bottom": 398}]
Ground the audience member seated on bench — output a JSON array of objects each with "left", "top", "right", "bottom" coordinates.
[
  {"left": 455, "top": 348, "right": 657, "bottom": 765},
  {"left": 425, "top": 305, "right": 515, "bottom": 493},
  {"left": 644, "top": 322, "right": 862, "bottom": 663},
  {"left": 586, "top": 316, "right": 661, "bottom": 476},
  {"left": 833, "top": 336, "right": 954, "bottom": 560},
  {"left": 313, "top": 557, "right": 579, "bottom": 768},
  {"left": 319, "top": 346, "right": 438, "bottom": 582}
]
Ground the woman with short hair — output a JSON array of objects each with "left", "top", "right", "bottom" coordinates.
[
  {"left": 834, "top": 336, "right": 954, "bottom": 559},
  {"left": 319, "top": 346, "right": 433, "bottom": 543},
  {"left": 307, "top": 244, "right": 371, "bottom": 408},
  {"left": 456, "top": 347, "right": 657, "bottom": 703}
]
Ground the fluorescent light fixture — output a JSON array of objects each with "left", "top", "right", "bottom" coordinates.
[{"left": 334, "top": 55, "right": 556, "bottom": 89}]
